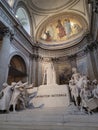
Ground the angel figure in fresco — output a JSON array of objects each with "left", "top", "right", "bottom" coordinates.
[
  {"left": 41, "top": 30, "right": 52, "bottom": 42},
  {"left": 47, "top": 24, "right": 54, "bottom": 39},
  {"left": 45, "top": 24, "right": 55, "bottom": 42},
  {"left": 45, "top": 31, "right": 52, "bottom": 41},
  {"left": 64, "top": 18, "right": 72, "bottom": 37},
  {"left": 72, "top": 23, "right": 81, "bottom": 34},
  {"left": 41, "top": 24, "right": 55, "bottom": 42},
  {"left": 56, "top": 19, "right": 66, "bottom": 38}
]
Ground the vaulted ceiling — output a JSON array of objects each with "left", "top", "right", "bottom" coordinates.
[
  {"left": 28, "top": 0, "right": 90, "bottom": 48},
  {"left": 8, "top": 0, "right": 90, "bottom": 48},
  {"left": 27, "top": 0, "right": 90, "bottom": 33}
]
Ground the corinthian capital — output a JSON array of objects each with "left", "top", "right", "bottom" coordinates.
[{"left": 3, "top": 27, "right": 14, "bottom": 40}]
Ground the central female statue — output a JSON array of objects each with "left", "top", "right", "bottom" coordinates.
[{"left": 43, "top": 62, "right": 56, "bottom": 85}]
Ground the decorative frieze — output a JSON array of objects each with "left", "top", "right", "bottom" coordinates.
[
  {"left": 0, "top": 8, "right": 13, "bottom": 28},
  {"left": 3, "top": 27, "right": 14, "bottom": 41},
  {"left": 14, "top": 29, "right": 33, "bottom": 53}
]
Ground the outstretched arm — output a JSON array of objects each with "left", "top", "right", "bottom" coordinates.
[
  {"left": 15, "top": 82, "right": 28, "bottom": 89},
  {"left": 25, "top": 83, "right": 33, "bottom": 89}
]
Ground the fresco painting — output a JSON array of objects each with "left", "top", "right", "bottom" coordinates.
[{"left": 40, "top": 17, "right": 82, "bottom": 43}]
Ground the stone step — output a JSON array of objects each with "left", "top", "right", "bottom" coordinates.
[
  {"left": 0, "top": 121, "right": 98, "bottom": 130},
  {"left": 0, "top": 107, "right": 98, "bottom": 130}
]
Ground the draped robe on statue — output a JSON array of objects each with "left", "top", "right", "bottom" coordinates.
[{"left": 43, "top": 62, "right": 56, "bottom": 85}]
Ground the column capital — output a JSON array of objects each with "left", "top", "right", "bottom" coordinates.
[
  {"left": 31, "top": 54, "right": 39, "bottom": 61},
  {"left": 88, "top": 0, "right": 98, "bottom": 13},
  {"left": 3, "top": 27, "right": 14, "bottom": 41},
  {"left": 84, "top": 41, "right": 98, "bottom": 53},
  {"left": 67, "top": 54, "right": 77, "bottom": 60},
  {"left": 51, "top": 57, "right": 59, "bottom": 62}
]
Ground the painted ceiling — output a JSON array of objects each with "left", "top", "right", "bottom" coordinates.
[
  {"left": 37, "top": 13, "right": 87, "bottom": 45},
  {"left": 8, "top": 0, "right": 90, "bottom": 48},
  {"left": 28, "top": 0, "right": 90, "bottom": 47}
]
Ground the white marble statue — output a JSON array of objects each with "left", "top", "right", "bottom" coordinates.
[
  {"left": 21, "top": 83, "right": 34, "bottom": 107},
  {"left": 92, "top": 79, "right": 98, "bottom": 89},
  {"left": 0, "top": 82, "right": 16, "bottom": 112},
  {"left": 43, "top": 62, "right": 56, "bottom": 85},
  {"left": 76, "top": 75, "right": 88, "bottom": 90},
  {"left": 72, "top": 67, "right": 81, "bottom": 84},
  {"left": 0, "top": 81, "right": 34, "bottom": 113},
  {"left": 69, "top": 79, "right": 79, "bottom": 106},
  {"left": 80, "top": 86, "right": 92, "bottom": 109},
  {"left": 69, "top": 68, "right": 89, "bottom": 107},
  {"left": 92, "top": 84, "right": 98, "bottom": 99},
  {"left": 69, "top": 69, "right": 98, "bottom": 113},
  {"left": 9, "top": 81, "right": 28, "bottom": 112}
]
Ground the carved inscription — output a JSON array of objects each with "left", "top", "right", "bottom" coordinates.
[{"left": 36, "top": 93, "right": 66, "bottom": 98}]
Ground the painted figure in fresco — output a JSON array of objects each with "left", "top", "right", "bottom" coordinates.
[
  {"left": 56, "top": 19, "right": 66, "bottom": 38},
  {"left": 46, "top": 24, "right": 54, "bottom": 39},
  {"left": 41, "top": 24, "right": 54, "bottom": 42},
  {"left": 72, "top": 23, "right": 81, "bottom": 34},
  {"left": 45, "top": 31, "right": 51, "bottom": 41},
  {"left": 64, "top": 18, "right": 72, "bottom": 36}
]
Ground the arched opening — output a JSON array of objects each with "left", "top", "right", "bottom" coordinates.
[
  {"left": 16, "top": 7, "right": 31, "bottom": 35},
  {"left": 7, "top": 55, "right": 27, "bottom": 84}
]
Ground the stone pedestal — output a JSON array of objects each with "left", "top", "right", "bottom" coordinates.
[{"left": 31, "top": 84, "right": 70, "bottom": 108}]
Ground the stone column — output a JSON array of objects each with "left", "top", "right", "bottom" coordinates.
[
  {"left": 28, "top": 54, "right": 33, "bottom": 84},
  {"left": 84, "top": 45, "right": 96, "bottom": 80},
  {"left": 87, "top": 52, "right": 96, "bottom": 80},
  {"left": 93, "top": 49, "right": 98, "bottom": 73},
  {"left": 0, "top": 28, "right": 12, "bottom": 89},
  {"left": 37, "top": 56, "right": 43, "bottom": 86},
  {"left": 93, "top": 43, "right": 98, "bottom": 79},
  {"left": 67, "top": 54, "right": 77, "bottom": 68},
  {"left": 31, "top": 54, "right": 38, "bottom": 87}
]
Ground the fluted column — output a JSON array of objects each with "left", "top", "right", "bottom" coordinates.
[
  {"left": 92, "top": 42, "right": 98, "bottom": 78},
  {"left": 67, "top": 54, "right": 77, "bottom": 68},
  {"left": 37, "top": 56, "right": 43, "bottom": 86},
  {"left": 0, "top": 28, "right": 13, "bottom": 89},
  {"left": 84, "top": 44, "right": 97, "bottom": 80},
  {"left": 28, "top": 54, "right": 33, "bottom": 84},
  {"left": 31, "top": 54, "right": 38, "bottom": 87}
]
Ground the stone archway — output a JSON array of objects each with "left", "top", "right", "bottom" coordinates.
[{"left": 7, "top": 55, "right": 27, "bottom": 84}]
